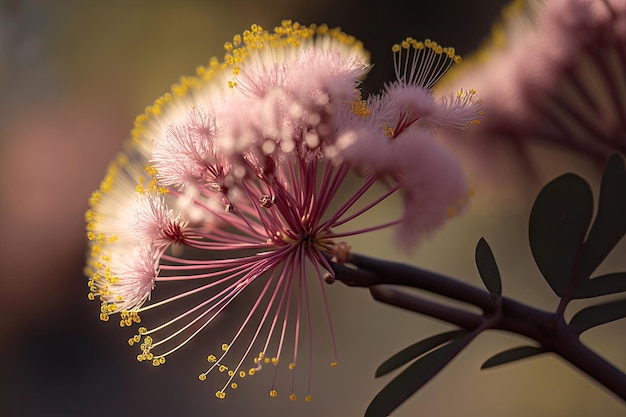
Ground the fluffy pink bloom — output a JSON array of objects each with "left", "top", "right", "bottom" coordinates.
[
  {"left": 85, "top": 21, "right": 482, "bottom": 401},
  {"left": 436, "top": 0, "right": 626, "bottom": 188}
]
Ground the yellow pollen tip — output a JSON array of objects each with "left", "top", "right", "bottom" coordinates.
[
  {"left": 330, "top": 361, "right": 338, "bottom": 368},
  {"left": 305, "top": 395, "right": 312, "bottom": 402},
  {"left": 290, "top": 394, "right": 297, "bottom": 401},
  {"left": 269, "top": 389, "right": 278, "bottom": 398}
]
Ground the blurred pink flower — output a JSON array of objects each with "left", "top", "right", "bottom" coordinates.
[
  {"left": 85, "top": 21, "right": 482, "bottom": 400},
  {"left": 436, "top": 0, "right": 626, "bottom": 190}
]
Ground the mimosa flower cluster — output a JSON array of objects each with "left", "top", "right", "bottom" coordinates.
[
  {"left": 85, "top": 20, "right": 482, "bottom": 401},
  {"left": 437, "top": 0, "right": 626, "bottom": 181}
]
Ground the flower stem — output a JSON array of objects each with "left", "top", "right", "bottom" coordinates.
[{"left": 331, "top": 253, "right": 626, "bottom": 403}]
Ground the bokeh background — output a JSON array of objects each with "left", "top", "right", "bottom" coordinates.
[{"left": 1, "top": 1, "right": 624, "bottom": 416}]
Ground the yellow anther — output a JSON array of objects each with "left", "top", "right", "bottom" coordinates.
[
  {"left": 99, "top": 313, "right": 109, "bottom": 322},
  {"left": 219, "top": 365, "right": 227, "bottom": 373},
  {"left": 207, "top": 355, "right": 217, "bottom": 363},
  {"left": 248, "top": 369, "right": 256, "bottom": 376},
  {"left": 330, "top": 361, "right": 338, "bottom": 368},
  {"left": 269, "top": 389, "right": 278, "bottom": 398},
  {"left": 305, "top": 395, "right": 312, "bottom": 402},
  {"left": 159, "top": 357, "right": 166, "bottom": 364},
  {"left": 227, "top": 370, "right": 234, "bottom": 377},
  {"left": 138, "top": 327, "right": 147, "bottom": 334},
  {"left": 128, "top": 338, "right": 135, "bottom": 346},
  {"left": 87, "top": 293, "right": 95, "bottom": 301},
  {"left": 198, "top": 374, "right": 207, "bottom": 381},
  {"left": 215, "top": 391, "right": 226, "bottom": 399},
  {"left": 231, "top": 383, "right": 238, "bottom": 389},
  {"left": 288, "top": 363, "right": 295, "bottom": 370},
  {"left": 152, "top": 359, "right": 160, "bottom": 366},
  {"left": 264, "top": 358, "right": 270, "bottom": 364},
  {"left": 221, "top": 343, "right": 229, "bottom": 351},
  {"left": 239, "top": 371, "right": 246, "bottom": 378},
  {"left": 271, "top": 357, "right": 278, "bottom": 365},
  {"left": 290, "top": 394, "right": 297, "bottom": 401}
]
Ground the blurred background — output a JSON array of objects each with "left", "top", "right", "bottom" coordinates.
[{"left": 1, "top": 0, "right": 624, "bottom": 416}]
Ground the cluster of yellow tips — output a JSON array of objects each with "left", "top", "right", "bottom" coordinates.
[
  {"left": 392, "top": 37, "right": 461, "bottom": 64},
  {"left": 351, "top": 90, "right": 371, "bottom": 118},
  {"left": 392, "top": 37, "right": 462, "bottom": 90},
  {"left": 130, "top": 20, "right": 368, "bottom": 153},
  {"left": 136, "top": 165, "right": 168, "bottom": 195},
  {"left": 222, "top": 20, "right": 367, "bottom": 89},
  {"left": 193, "top": 344, "right": 336, "bottom": 401},
  {"left": 459, "top": 88, "right": 484, "bottom": 126},
  {"left": 127, "top": 327, "right": 167, "bottom": 366},
  {"left": 85, "top": 157, "right": 163, "bottom": 322},
  {"left": 84, "top": 151, "right": 132, "bottom": 316}
]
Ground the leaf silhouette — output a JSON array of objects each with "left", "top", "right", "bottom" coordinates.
[
  {"left": 578, "top": 153, "right": 626, "bottom": 278},
  {"left": 569, "top": 299, "right": 626, "bottom": 334},
  {"left": 376, "top": 330, "right": 468, "bottom": 377},
  {"left": 366, "top": 333, "right": 475, "bottom": 417},
  {"left": 572, "top": 272, "right": 626, "bottom": 298},
  {"left": 481, "top": 346, "right": 543, "bottom": 369},
  {"left": 529, "top": 174, "right": 593, "bottom": 296},
  {"left": 475, "top": 237, "right": 502, "bottom": 297}
]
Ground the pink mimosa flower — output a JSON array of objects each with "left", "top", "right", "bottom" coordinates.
[
  {"left": 436, "top": 0, "right": 626, "bottom": 187},
  {"left": 85, "top": 21, "right": 482, "bottom": 401}
]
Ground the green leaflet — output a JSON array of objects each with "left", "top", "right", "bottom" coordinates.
[
  {"left": 529, "top": 173, "right": 593, "bottom": 296},
  {"left": 481, "top": 346, "right": 543, "bottom": 369},
  {"left": 475, "top": 237, "right": 502, "bottom": 297}
]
